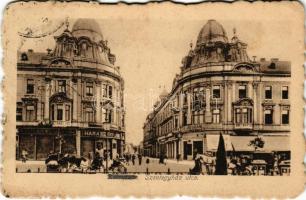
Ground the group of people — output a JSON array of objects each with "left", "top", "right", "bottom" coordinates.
[
  {"left": 189, "top": 152, "right": 289, "bottom": 176},
  {"left": 123, "top": 152, "right": 143, "bottom": 166}
]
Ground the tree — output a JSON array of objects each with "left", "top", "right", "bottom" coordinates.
[{"left": 215, "top": 133, "right": 228, "bottom": 175}]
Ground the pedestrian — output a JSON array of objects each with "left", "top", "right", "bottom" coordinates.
[
  {"left": 138, "top": 154, "right": 142, "bottom": 165},
  {"left": 146, "top": 158, "right": 150, "bottom": 165},
  {"left": 176, "top": 154, "right": 180, "bottom": 163},
  {"left": 190, "top": 154, "right": 204, "bottom": 175},
  {"left": 132, "top": 154, "right": 136, "bottom": 165},
  {"left": 21, "top": 149, "right": 28, "bottom": 163}
]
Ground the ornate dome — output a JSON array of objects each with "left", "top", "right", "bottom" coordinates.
[
  {"left": 196, "top": 19, "right": 228, "bottom": 45},
  {"left": 72, "top": 19, "right": 103, "bottom": 43}
]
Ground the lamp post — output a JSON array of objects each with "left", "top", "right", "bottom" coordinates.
[{"left": 103, "top": 122, "right": 111, "bottom": 173}]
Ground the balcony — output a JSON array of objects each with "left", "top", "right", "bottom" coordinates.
[{"left": 234, "top": 123, "right": 253, "bottom": 131}]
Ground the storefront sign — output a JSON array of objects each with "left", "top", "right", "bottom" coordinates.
[{"left": 81, "top": 130, "right": 117, "bottom": 138}]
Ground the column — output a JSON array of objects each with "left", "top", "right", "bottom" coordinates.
[
  {"left": 187, "top": 92, "right": 191, "bottom": 124},
  {"left": 227, "top": 82, "right": 232, "bottom": 123},
  {"left": 205, "top": 88, "right": 212, "bottom": 123},
  {"left": 224, "top": 83, "right": 228, "bottom": 123},
  {"left": 174, "top": 141, "right": 177, "bottom": 159},
  {"left": 76, "top": 130, "right": 81, "bottom": 157},
  {"left": 253, "top": 82, "right": 258, "bottom": 124},
  {"left": 179, "top": 91, "right": 184, "bottom": 127},
  {"left": 77, "top": 79, "right": 82, "bottom": 120},
  {"left": 44, "top": 80, "right": 50, "bottom": 120},
  {"left": 96, "top": 83, "right": 101, "bottom": 123},
  {"left": 258, "top": 83, "right": 263, "bottom": 124},
  {"left": 73, "top": 81, "right": 78, "bottom": 121}
]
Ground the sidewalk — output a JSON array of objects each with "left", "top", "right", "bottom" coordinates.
[
  {"left": 146, "top": 157, "right": 194, "bottom": 166},
  {"left": 16, "top": 160, "right": 47, "bottom": 173}
]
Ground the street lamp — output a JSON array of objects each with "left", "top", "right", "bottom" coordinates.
[{"left": 103, "top": 122, "right": 111, "bottom": 173}]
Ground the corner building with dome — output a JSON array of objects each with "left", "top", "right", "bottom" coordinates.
[
  {"left": 143, "top": 20, "right": 291, "bottom": 161},
  {"left": 16, "top": 19, "right": 125, "bottom": 160}
]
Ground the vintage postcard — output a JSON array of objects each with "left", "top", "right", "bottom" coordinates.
[{"left": 1, "top": 1, "right": 305, "bottom": 198}]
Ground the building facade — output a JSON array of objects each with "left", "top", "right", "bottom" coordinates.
[
  {"left": 16, "top": 19, "right": 125, "bottom": 161},
  {"left": 143, "top": 20, "right": 290, "bottom": 161}
]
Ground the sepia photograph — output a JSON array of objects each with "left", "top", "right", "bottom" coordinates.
[{"left": 2, "top": 1, "right": 304, "bottom": 198}]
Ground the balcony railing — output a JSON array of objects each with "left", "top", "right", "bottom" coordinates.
[{"left": 234, "top": 122, "right": 253, "bottom": 130}]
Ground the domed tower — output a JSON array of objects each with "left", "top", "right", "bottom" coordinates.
[
  {"left": 182, "top": 19, "right": 249, "bottom": 68},
  {"left": 193, "top": 19, "right": 229, "bottom": 65},
  {"left": 53, "top": 19, "right": 116, "bottom": 66}
]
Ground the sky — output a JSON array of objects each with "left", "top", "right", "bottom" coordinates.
[{"left": 18, "top": 17, "right": 295, "bottom": 145}]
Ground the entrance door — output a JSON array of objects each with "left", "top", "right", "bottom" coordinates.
[
  {"left": 183, "top": 141, "right": 192, "bottom": 160},
  {"left": 193, "top": 141, "right": 203, "bottom": 159}
]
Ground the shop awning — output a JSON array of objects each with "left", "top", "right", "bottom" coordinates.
[
  {"left": 230, "top": 135, "right": 290, "bottom": 152},
  {"left": 206, "top": 134, "right": 233, "bottom": 151}
]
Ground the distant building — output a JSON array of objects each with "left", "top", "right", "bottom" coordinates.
[
  {"left": 143, "top": 20, "right": 290, "bottom": 161},
  {"left": 16, "top": 19, "right": 125, "bottom": 160}
]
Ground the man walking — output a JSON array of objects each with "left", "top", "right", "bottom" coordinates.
[{"left": 138, "top": 154, "right": 142, "bottom": 165}]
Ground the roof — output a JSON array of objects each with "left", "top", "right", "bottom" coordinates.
[
  {"left": 259, "top": 60, "right": 291, "bottom": 74},
  {"left": 196, "top": 19, "right": 228, "bottom": 45},
  {"left": 17, "top": 51, "right": 47, "bottom": 65},
  {"left": 71, "top": 18, "right": 103, "bottom": 42}
]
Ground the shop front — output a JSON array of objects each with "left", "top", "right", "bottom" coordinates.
[
  {"left": 80, "top": 128, "right": 124, "bottom": 159},
  {"left": 16, "top": 127, "right": 76, "bottom": 160}
]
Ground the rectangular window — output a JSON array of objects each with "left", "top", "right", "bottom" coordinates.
[
  {"left": 282, "top": 86, "right": 289, "bottom": 99},
  {"left": 183, "top": 91, "right": 188, "bottom": 105},
  {"left": 212, "top": 109, "right": 220, "bottom": 123},
  {"left": 25, "top": 105, "right": 36, "bottom": 121},
  {"left": 265, "top": 86, "right": 272, "bottom": 99},
  {"left": 212, "top": 85, "right": 220, "bottom": 98},
  {"left": 51, "top": 104, "right": 55, "bottom": 120},
  {"left": 57, "top": 104, "right": 63, "bottom": 121},
  {"left": 65, "top": 105, "right": 70, "bottom": 121},
  {"left": 86, "top": 82, "right": 93, "bottom": 96},
  {"left": 102, "top": 84, "right": 107, "bottom": 98},
  {"left": 281, "top": 110, "right": 289, "bottom": 124},
  {"left": 16, "top": 103, "right": 23, "bottom": 121},
  {"left": 41, "top": 103, "right": 45, "bottom": 120},
  {"left": 58, "top": 80, "right": 66, "bottom": 93},
  {"left": 183, "top": 111, "right": 187, "bottom": 126},
  {"left": 108, "top": 85, "right": 113, "bottom": 99},
  {"left": 238, "top": 85, "right": 247, "bottom": 99},
  {"left": 26, "top": 79, "right": 34, "bottom": 94},
  {"left": 85, "top": 107, "right": 94, "bottom": 122},
  {"left": 264, "top": 110, "right": 273, "bottom": 125}
]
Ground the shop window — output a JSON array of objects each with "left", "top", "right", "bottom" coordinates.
[
  {"left": 86, "top": 82, "right": 93, "bottom": 96},
  {"left": 282, "top": 86, "right": 289, "bottom": 99},
  {"left": 36, "top": 135, "right": 54, "bottom": 160},
  {"left": 265, "top": 86, "right": 272, "bottom": 99},
  {"left": 16, "top": 103, "right": 23, "bottom": 121},
  {"left": 26, "top": 79, "right": 34, "bottom": 94},
  {"left": 212, "top": 85, "right": 220, "bottom": 98},
  {"left": 238, "top": 85, "right": 247, "bottom": 99},
  {"left": 25, "top": 105, "right": 36, "bottom": 121},
  {"left": 212, "top": 109, "right": 220, "bottom": 123},
  {"left": 264, "top": 110, "right": 273, "bottom": 125},
  {"left": 282, "top": 110, "right": 289, "bottom": 124},
  {"left": 18, "top": 135, "right": 35, "bottom": 160},
  {"left": 58, "top": 80, "right": 66, "bottom": 93},
  {"left": 65, "top": 105, "right": 70, "bottom": 121}
]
